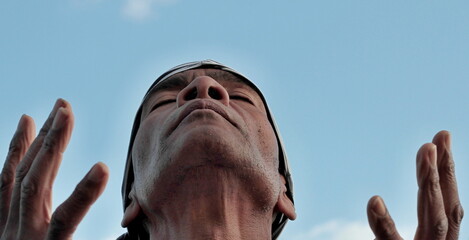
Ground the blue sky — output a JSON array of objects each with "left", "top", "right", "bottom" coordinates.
[{"left": 1, "top": 1, "right": 468, "bottom": 239}]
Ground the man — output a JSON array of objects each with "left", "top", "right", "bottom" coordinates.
[
  {"left": 118, "top": 60, "right": 295, "bottom": 239},
  {"left": 0, "top": 60, "right": 464, "bottom": 239}
]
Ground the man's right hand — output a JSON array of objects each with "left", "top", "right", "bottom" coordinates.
[{"left": 0, "top": 99, "right": 109, "bottom": 240}]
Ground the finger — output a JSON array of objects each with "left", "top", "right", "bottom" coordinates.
[
  {"left": 16, "top": 99, "right": 70, "bottom": 182},
  {"left": 0, "top": 115, "right": 35, "bottom": 233},
  {"left": 18, "top": 107, "right": 74, "bottom": 238},
  {"left": 46, "top": 163, "right": 109, "bottom": 240},
  {"left": 415, "top": 143, "right": 448, "bottom": 240},
  {"left": 367, "top": 196, "right": 402, "bottom": 240},
  {"left": 432, "top": 131, "right": 464, "bottom": 240},
  {"left": 2, "top": 99, "right": 69, "bottom": 239}
]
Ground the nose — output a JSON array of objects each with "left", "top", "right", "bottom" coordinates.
[{"left": 177, "top": 76, "right": 230, "bottom": 107}]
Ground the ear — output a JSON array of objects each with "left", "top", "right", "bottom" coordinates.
[
  {"left": 121, "top": 188, "right": 143, "bottom": 227},
  {"left": 275, "top": 174, "right": 296, "bottom": 220}
]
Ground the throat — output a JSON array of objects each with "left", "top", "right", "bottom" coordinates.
[{"left": 146, "top": 167, "right": 274, "bottom": 240}]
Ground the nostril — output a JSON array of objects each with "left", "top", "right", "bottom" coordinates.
[
  {"left": 208, "top": 87, "right": 222, "bottom": 100},
  {"left": 184, "top": 88, "right": 198, "bottom": 101}
]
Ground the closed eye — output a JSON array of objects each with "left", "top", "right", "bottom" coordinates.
[
  {"left": 150, "top": 99, "right": 176, "bottom": 112},
  {"left": 230, "top": 95, "right": 254, "bottom": 105}
]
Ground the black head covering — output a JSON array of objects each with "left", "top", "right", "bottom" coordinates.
[{"left": 121, "top": 60, "right": 294, "bottom": 239}]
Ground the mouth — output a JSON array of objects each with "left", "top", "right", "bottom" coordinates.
[{"left": 172, "top": 99, "right": 237, "bottom": 131}]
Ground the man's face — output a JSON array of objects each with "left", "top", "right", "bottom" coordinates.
[{"left": 131, "top": 68, "right": 281, "bottom": 212}]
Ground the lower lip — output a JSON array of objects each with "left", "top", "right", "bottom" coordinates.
[{"left": 188, "top": 108, "right": 218, "bottom": 115}]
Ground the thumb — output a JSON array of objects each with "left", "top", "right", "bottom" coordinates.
[{"left": 367, "top": 195, "right": 403, "bottom": 240}]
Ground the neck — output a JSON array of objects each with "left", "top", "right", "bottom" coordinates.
[{"left": 145, "top": 167, "right": 274, "bottom": 240}]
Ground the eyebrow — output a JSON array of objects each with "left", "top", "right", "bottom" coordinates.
[
  {"left": 149, "top": 75, "right": 189, "bottom": 95},
  {"left": 143, "top": 69, "right": 254, "bottom": 105},
  {"left": 141, "top": 75, "right": 188, "bottom": 111},
  {"left": 206, "top": 70, "right": 244, "bottom": 84}
]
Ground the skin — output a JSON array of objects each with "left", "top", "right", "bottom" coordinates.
[
  {"left": 0, "top": 69, "right": 464, "bottom": 239},
  {"left": 367, "top": 130, "right": 464, "bottom": 240},
  {"left": 0, "top": 99, "right": 109, "bottom": 240},
  {"left": 123, "top": 69, "right": 296, "bottom": 239}
]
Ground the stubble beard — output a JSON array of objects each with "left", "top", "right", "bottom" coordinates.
[{"left": 139, "top": 127, "right": 280, "bottom": 214}]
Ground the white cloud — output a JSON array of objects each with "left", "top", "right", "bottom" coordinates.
[
  {"left": 289, "top": 220, "right": 414, "bottom": 240},
  {"left": 122, "top": 0, "right": 177, "bottom": 21}
]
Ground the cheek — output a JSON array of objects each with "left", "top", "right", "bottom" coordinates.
[
  {"left": 247, "top": 114, "right": 279, "bottom": 168},
  {"left": 132, "top": 117, "right": 165, "bottom": 181},
  {"left": 260, "top": 123, "right": 279, "bottom": 164}
]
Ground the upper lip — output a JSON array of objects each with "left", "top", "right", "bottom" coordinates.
[{"left": 173, "top": 99, "right": 237, "bottom": 130}]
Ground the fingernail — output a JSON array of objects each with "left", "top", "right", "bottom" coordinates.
[
  {"left": 373, "top": 197, "right": 386, "bottom": 216},
  {"left": 52, "top": 107, "right": 68, "bottom": 129},
  {"left": 16, "top": 114, "right": 28, "bottom": 131},
  {"left": 445, "top": 131, "right": 452, "bottom": 151},
  {"left": 430, "top": 144, "right": 437, "bottom": 166}
]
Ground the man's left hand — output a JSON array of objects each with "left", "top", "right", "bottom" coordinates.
[{"left": 367, "top": 131, "right": 464, "bottom": 240}]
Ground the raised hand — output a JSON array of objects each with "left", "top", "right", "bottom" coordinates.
[
  {"left": 0, "top": 99, "right": 109, "bottom": 240},
  {"left": 367, "top": 131, "right": 464, "bottom": 240}
]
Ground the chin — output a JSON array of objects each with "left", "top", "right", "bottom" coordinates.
[
  {"left": 167, "top": 126, "right": 247, "bottom": 167},
  {"left": 143, "top": 130, "right": 278, "bottom": 202}
]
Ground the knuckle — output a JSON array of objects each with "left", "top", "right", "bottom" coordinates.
[
  {"left": 50, "top": 208, "right": 74, "bottom": 232},
  {"left": 20, "top": 178, "right": 40, "bottom": 198},
  {"left": 15, "top": 163, "right": 29, "bottom": 182},
  {"left": 8, "top": 131, "right": 30, "bottom": 156},
  {"left": 8, "top": 141, "right": 21, "bottom": 156},
  {"left": 71, "top": 181, "right": 93, "bottom": 206},
  {"left": 450, "top": 204, "right": 464, "bottom": 226},
  {"left": 441, "top": 158, "right": 456, "bottom": 177},
  {"left": 38, "top": 126, "right": 50, "bottom": 137},
  {"left": 428, "top": 175, "right": 441, "bottom": 193},
  {"left": 433, "top": 218, "right": 448, "bottom": 238},
  {"left": 377, "top": 216, "right": 398, "bottom": 238},
  {"left": 42, "top": 130, "right": 60, "bottom": 153},
  {"left": 0, "top": 170, "right": 14, "bottom": 192},
  {"left": 383, "top": 226, "right": 399, "bottom": 238}
]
